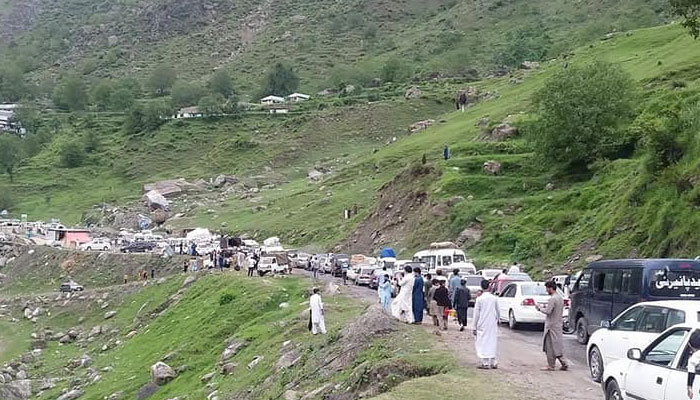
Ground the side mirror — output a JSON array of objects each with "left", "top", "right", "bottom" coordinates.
[
  {"left": 600, "top": 320, "right": 612, "bottom": 329},
  {"left": 627, "top": 348, "right": 642, "bottom": 361}
]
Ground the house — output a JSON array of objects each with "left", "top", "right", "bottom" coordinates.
[
  {"left": 260, "top": 95, "right": 285, "bottom": 106},
  {"left": 46, "top": 228, "right": 91, "bottom": 248},
  {"left": 287, "top": 93, "right": 310, "bottom": 102},
  {"left": 0, "top": 104, "right": 25, "bottom": 135},
  {"left": 174, "top": 106, "right": 203, "bottom": 119}
]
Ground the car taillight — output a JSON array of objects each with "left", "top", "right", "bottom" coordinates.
[
  {"left": 521, "top": 298, "right": 535, "bottom": 306},
  {"left": 563, "top": 299, "right": 570, "bottom": 307}
]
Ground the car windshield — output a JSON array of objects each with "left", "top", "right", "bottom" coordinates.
[
  {"left": 262, "top": 257, "right": 274, "bottom": 263},
  {"left": 510, "top": 273, "right": 532, "bottom": 281},
  {"left": 520, "top": 285, "right": 548, "bottom": 296},
  {"left": 360, "top": 268, "right": 374, "bottom": 275},
  {"left": 453, "top": 254, "right": 466, "bottom": 263},
  {"left": 466, "top": 277, "right": 484, "bottom": 286}
]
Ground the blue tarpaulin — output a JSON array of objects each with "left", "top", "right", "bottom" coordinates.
[{"left": 379, "top": 248, "right": 396, "bottom": 258}]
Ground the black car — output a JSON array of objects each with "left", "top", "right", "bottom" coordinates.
[
  {"left": 120, "top": 241, "right": 156, "bottom": 253},
  {"left": 332, "top": 254, "right": 350, "bottom": 277},
  {"left": 570, "top": 258, "right": 700, "bottom": 345}
]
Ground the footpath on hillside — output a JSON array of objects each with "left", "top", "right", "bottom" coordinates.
[{"left": 304, "top": 271, "right": 599, "bottom": 400}]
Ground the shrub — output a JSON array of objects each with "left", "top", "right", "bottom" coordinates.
[
  {"left": 171, "top": 81, "right": 205, "bottom": 108},
  {"left": 380, "top": 58, "right": 412, "bottom": 83},
  {"left": 53, "top": 74, "right": 88, "bottom": 111},
  {"left": 59, "top": 141, "right": 86, "bottom": 168},
  {"left": 261, "top": 63, "right": 299, "bottom": 97},
  {"left": 527, "top": 61, "right": 637, "bottom": 169},
  {"left": 219, "top": 292, "right": 235, "bottom": 305}
]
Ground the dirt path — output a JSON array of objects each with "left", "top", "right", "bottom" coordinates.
[{"left": 305, "top": 271, "right": 601, "bottom": 400}]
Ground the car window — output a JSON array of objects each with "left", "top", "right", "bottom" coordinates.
[
  {"left": 638, "top": 307, "right": 669, "bottom": 333},
  {"left": 575, "top": 270, "right": 592, "bottom": 291},
  {"left": 521, "top": 285, "right": 547, "bottom": 296},
  {"left": 614, "top": 306, "right": 643, "bottom": 332},
  {"left": 615, "top": 269, "right": 642, "bottom": 295},
  {"left": 442, "top": 256, "right": 452, "bottom": 266},
  {"left": 666, "top": 309, "right": 686, "bottom": 329},
  {"left": 506, "top": 285, "right": 517, "bottom": 298},
  {"left": 643, "top": 328, "right": 689, "bottom": 367}
]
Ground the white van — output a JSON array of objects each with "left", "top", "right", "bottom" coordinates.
[{"left": 413, "top": 246, "right": 468, "bottom": 275}]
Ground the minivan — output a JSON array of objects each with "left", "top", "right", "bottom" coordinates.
[{"left": 570, "top": 259, "right": 700, "bottom": 344}]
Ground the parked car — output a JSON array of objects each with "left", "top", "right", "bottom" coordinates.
[
  {"left": 477, "top": 269, "right": 502, "bottom": 280},
  {"left": 346, "top": 266, "right": 360, "bottom": 282},
  {"left": 601, "top": 324, "right": 696, "bottom": 400},
  {"left": 332, "top": 254, "right": 350, "bottom": 277},
  {"left": 79, "top": 238, "right": 112, "bottom": 251},
  {"left": 489, "top": 273, "right": 532, "bottom": 295},
  {"left": 354, "top": 267, "right": 376, "bottom": 286},
  {"left": 497, "top": 282, "right": 568, "bottom": 329},
  {"left": 587, "top": 300, "right": 697, "bottom": 382},
  {"left": 258, "top": 255, "right": 290, "bottom": 275},
  {"left": 570, "top": 258, "right": 700, "bottom": 345},
  {"left": 509, "top": 272, "right": 532, "bottom": 281},
  {"left": 295, "top": 252, "right": 311, "bottom": 269},
  {"left": 120, "top": 241, "right": 156, "bottom": 253},
  {"left": 59, "top": 281, "right": 84, "bottom": 292},
  {"left": 369, "top": 268, "right": 395, "bottom": 290}
]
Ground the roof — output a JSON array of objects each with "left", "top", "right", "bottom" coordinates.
[
  {"left": 287, "top": 93, "right": 310, "bottom": 98},
  {"left": 260, "top": 95, "right": 285, "bottom": 102},
  {"left": 178, "top": 106, "right": 200, "bottom": 114}
]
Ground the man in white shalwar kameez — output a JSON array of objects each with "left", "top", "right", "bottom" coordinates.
[
  {"left": 473, "top": 280, "right": 500, "bottom": 369},
  {"left": 309, "top": 288, "right": 326, "bottom": 335},
  {"left": 391, "top": 266, "right": 415, "bottom": 324}
]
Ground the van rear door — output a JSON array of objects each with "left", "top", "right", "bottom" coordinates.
[{"left": 647, "top": 261, "right": 700, "bottom": 300}]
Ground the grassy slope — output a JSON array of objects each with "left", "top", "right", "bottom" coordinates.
[{"left": 0, "top": 273, "right": 492, "bottom": 400}]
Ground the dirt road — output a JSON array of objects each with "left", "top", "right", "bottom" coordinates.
[{"left": 305, "top": 271, "right": 601, "bottom": 400}]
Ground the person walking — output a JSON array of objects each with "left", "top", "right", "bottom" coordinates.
[
  {"left": 378, "top": 274, "right": 392, "bottom": 311},
  {"left": 453, "top": 279, "right": 471, "bottom": 331},
  {"left": 123, "top": 274, "right": 128, "bottom": 285},
  {"left": 443, "top": 144, "right": 449, "bottom": 160},
  {"left": 183, "top": 260, "right": 188, "bottom": 273},
  {"left": 536, "top": 281, "right": 569, "bottom": 371},
  {"left": 473, "top": 280, "right": 499, "bottom": 369},
  {"left": 448, "top": 268, "right": 461, "bottom": 305},
  {"left": 150, "top": 268, "right": 155, "bottom": 279},
  {"left": 309, "top": 288, "right": 327, "bottom": 335},
  {"left": 412, "top": 267, "right": 425, "bottom": 324},
  {"left": 433, "top": 280, "right": 450, "bottom": 330},
  {"left": 427, "top": 279, "right": 438, "bottom": 319},
  {"left": 391, "top": 266, "right": 415, "bottom": 324},
  {"left": 423, "top": 273, "right": 433, "bottom": 313},
  {"left": 311, "top": 256, "right": 319, "bottom": 279}
]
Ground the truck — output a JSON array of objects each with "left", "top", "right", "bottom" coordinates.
[{"left": 257, "top": 252, "right": 291, "bottom": 276}]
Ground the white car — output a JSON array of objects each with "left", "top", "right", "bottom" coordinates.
[
  {"left": 79, "top": 238, "right": 112, "bottom": 251},
  {"left": 346, "top": 266, "right": 360, "bottom": 282},
  {"left": 587, "top": 300, "right": 695, "bottom": 382},
  {"left": 497, "top": 282, "right": 567, "bottom": 329},
  {"left": 354, "top": 267, "right": 375, "bottom": 286},
  {"left": 602, "top": 324, "right": 697, "bottom": 400},
  {"left": 477, "top": 269, "right": 502, "bottom": 280}
]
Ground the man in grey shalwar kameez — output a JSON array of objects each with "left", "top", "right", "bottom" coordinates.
[{"left": 536, "top": 281, "right": 569, "bottom": 371}]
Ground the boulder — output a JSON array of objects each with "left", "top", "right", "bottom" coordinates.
[
  {"left": 201, "top": 372, "right": 215, "bottom": 382},
  {"left": 220, "top": 362, "right": 236, "bottom": 375},
  {"left": 220, "top": 340, "right": 246, "bottom": 362},
  {"left": 307, "top": 169, "right": 324, "bottom": 181},
  {"left": 56, "top": 389, "right": 83, "bottom": 400},
  {"left": 488, "top": 124, "right": 517, "bottom": 141},
  {"left": 104, "top": 311, "right": 117, "bottom": 320},
  {"left": 143, "top": 179, "right": 200, "bottom": 197},
  {"left": 483, "top": 160, "right": 502, "bottom": 175},
  {"left": 107, "top": 35, "right": 119, "bottom": 46},
  {"left": 545, "top": 182, "right": 555, "bottom": 191},
  {"left": 213, "top": 175, "right": 238, "bottom": 188},
  {"left": 182, "top": 275, "right": 197, "bottom": 288},
  {"left": 107, "top": 391, "right": 124, "bottom": 400},
  {"left": 247, "top": 356, "right": 263, "bottom": 369},
  {"left": 408, "top": 119, "right": 435, "bottom": 133},
  {"left": 143, "top": 191, "right": 170, "bottom": 211},
  {"left": 404, "top": 85, "right": 421, "bottom": 100},
  {"left": 283, "top": 390, "right": 300, "bottom": 400},
  {"left": 457, "top": 224, "right": 483, "bottom": 247},
  {"left": 150, "top": 362, "right": 177, "bottom": 385},
  {"left": 59, "top": 335, "right": 72, "bottom": 344},
  {"left": 343, "top": 84, "right": 355, "bottom": 95},
  {"left": 1, "top": 379, "right": 32, "bottom": 400},
  {"left": 151, "top": 209, "right": 169, "bottom": 225},
  {"left": 88, "top": 326, "right": 102, "bottom": 338}
]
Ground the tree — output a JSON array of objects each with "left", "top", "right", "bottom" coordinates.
[
  {"left": 0, "top": 135, "right": 22, "bottom": 182},
  {"left": 527, "top": 62, "right": 637, "bottom": 168},
  {"left": 53, "top": 74, "right": 88, "bottom": 111},
  {"left": 497, "top": 26, "right": 551, "bottom": 67},
  {"left": 0, "top": 62, "right": 26, "bottom": 102},
  {"left": 262, "top": 63, "right": 299, "bottom": 97},
  {"left": 110, "top": 88, "right": 135, "bottom": 111},
  {"left": 13, "top": 105, "right": 41, "bottom": 135},
  {"left": 90, "top": 80, "right": 114, "bottom": 111},
  {"left": 380, "top": 58, "right": 412, "bottom": 83},
  {"left": 198, "top": 94, "right": 225, "bottom": 116},
  {"left": 208, "top": 69, "right": 235, "bottom": 98},
  {"left": 170, "top": 81, "right": 205, "bottom": 108},
  {"left": 59, "top": 141, "right": 86, "bottom": 167},
  {"left": 670, "top": 0, "right": 700, "bottom": 38},
  {"left": 147, "top": 65, "right": 177, "bottom": 96},
  {"left": 83, "top": 129, "right": 100, "bottom": 153}
]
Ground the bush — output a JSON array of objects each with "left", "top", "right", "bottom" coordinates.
[
  {"left": 53, "top": 74, "right": 88, "bottom": 111},
  {"left": 219, "top": 292, "right": 235, "bottom": 305},
  {"left": 380, "top": 58, "right": 413, "bottom": 83},
  {"left": 171, "top": 81, "right": 205, "bottom": 108},
  {"left": 496, "top": 26, "right": 551, "bottom": 67},
  {"left": 527, "top": 61, "right": 637, "bottom": 169},
  {"left": 261, "top": 62, "right": 299, "bottom": 97},
  {"left": 59, "top": 141, "right": 86, "bottom": 168}
]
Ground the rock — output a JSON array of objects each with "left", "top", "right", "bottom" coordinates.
[
  {"left": 247, "top": 356, "right": 263, "bottom": 369},
  {"left": 585, "top": 254, "right": 604, "bottom": 263},
  {"left": 520, "top": 60, "right": 540, "bottom": 69},
  {"left": 126, "top": 330, "right": 138, "bottom": 339},
  {"left": 430, "top": 202, "right": 450, "bottom": 217},
  {"left": 408, "top": 119, "right": 435, "bottom": 133},
  {"left": 317, "top": 88, "right": 335, "bottom": 97},
  {"left": 201, "top": 372, "right": 215, "bottom": 382},
  {"left": 325, "top": 281, "right": 340, "bottom": 296},
  {"left": 447, "top": 196, "right": 465, "bottom": 207},
  {"left": 404, "top": 85, "right": 421, "bottom": 100},
  {"left": 220, "top": 362, "right": 236, "bottom": 375},
  {"left": 107, "top": 391, "right": 124, "bottom": 400},
  {"left": 476, "top": 117, "right": 490, "bottom": 127},
  {"left": 342, "top": 84, "right": 355, "bottom": 95},
  {"left": 38, "top": 378, "right": 56, "bottom": 391},
  {"left": 150, "top": 362, "right": 177, "bottom": 385},
  {"left": 182, "top": 275, "right": 197, "bottom": 288},
  {"left": 15, "top": 370, "right": 26, "bottom": 380},
  {"left": 457, "top": 224, "right": 483, "bottom": 247},
  {"left": 59, "top": 335, "right": 72, "bottom": 344},
  {"left": 107, "top": 35, "right": 119, "bottom": 46},
  {"left": 143, "top": 190, "right": 170, "bottom": 211},
  {"left": 483, "top": 160, "right": 502, "bottom": 175},
  {"left": 89, "top": 326, "right": 102, "bottom": 338},
  {"left": 488, "top": 123, "right": 517, "bottom": 141},
  {"left": 135, "top": 383, "right": 159, "bottom": 400},
  {"left": 143, "top": 179, "right": 200, "bottom": 197},
  {"left": 284, "top": 390, "right": 300, "bottom": 400},
  {"left": 276, "top": 348, "right": 301, "bottom": 371},
  {"left": 545, "top": 182, "right": 555, "bottom": 191},
  {"left": 307, "top": 169, "right": 324, "bottom": 181},
  {"left": 56, "top": 389, "right": 83, "bottom": 400},
  {"left": 278, "top": 302, "right": 289, "bottom": 309},
  {"left": 2, "top": 379, "right": 32, "bottom": 399},
  {"left": 213, "top": 175, "right": 238, "bottom": 188},
  {"left": 220, "top": 340, "right": 246, "bottom": 362},
  {"left": 151, "top": 209, "right": 169, "bottom": 225},
  {"left": 104, "top": 311, "right": 117, "bottom": 320}
]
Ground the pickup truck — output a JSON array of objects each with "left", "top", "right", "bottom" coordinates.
[{"left": 257, "top": 253, "right": 290, "bottom": 276}]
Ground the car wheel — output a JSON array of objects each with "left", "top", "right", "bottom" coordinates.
[
  {"left": 605, "top": 379, "right": 622, "bottom": 400},
  {"left": 86, "top": 247, "right": 92, "bottom": 251},
  {"left": 576, "top": 317, "right": 589, "bottom": 345},
  {"left": 103, "top": 247, "right": 108, "bottom": 251},
  {"left": 589, "top": 346, "right": 604, "bottom": 383},
  {"left": 508, "top": 310, "right": 518, "bottom": 330}
]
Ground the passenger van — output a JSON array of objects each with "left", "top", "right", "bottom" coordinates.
[
  {"left": 570, "top": 259, "right": 700, "bottom": 344},
  {"left": 413, "top": 244, "right": 468, "bottom": 275}
]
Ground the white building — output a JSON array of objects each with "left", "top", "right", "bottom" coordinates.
[
  {"left": 260, "top": 95, "right": 285, "bottom": 106},
  {"left": 0, "top": 104, "right": 25, "bottom": 135},
  {"left": 287, "top": 93, "right": 310, "bottom": 102},
  {"left": 174, "top": 106, "right": 203, "bottom": 119}
]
